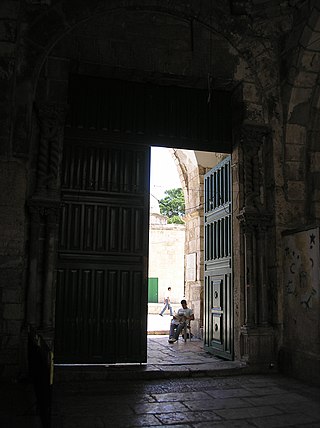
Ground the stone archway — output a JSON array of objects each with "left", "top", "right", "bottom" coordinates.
[{"left": 14, "top": 1, "right": 275, "bottom": 370}]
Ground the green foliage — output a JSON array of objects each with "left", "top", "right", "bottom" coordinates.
[
  {"left": 159, "top": 188, "right": 185, "bottom": 223},
  {"left": 167, "top": 215, "right": 184, "bottom": 224}
]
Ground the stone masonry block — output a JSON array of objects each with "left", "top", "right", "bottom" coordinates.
[
  {"left": 301, "top": 51, "right": 320, "bottom": 73},
  {"left": 311, "top": 172, "right": 320, "bottom": 189},
  {"left": 3, "top": 304, "right": 24, "bottom": 320},
  {"left": 245, "top": 102, "right": 264, "bottom": 123},
  {"left": 0, "top": 1, "right": 20, "bottom": 19},
  {"left": 294, "top": 71, "right": 318, "bottom": 88},
  {"left": 243, "top": 82, "right": 260, "bottom": 103},
  {"left": 312, "top": 189, "right": 320, "bottom": 202},
  {"left": 285, "top": 161, "right": 304, "bottom": 181},
  {"left": 308, "top": 7, "right": 320, "bottom": 32},
  {"left": 2, "top": 288, "right": 22, "bottom": 303},
  {"left": 287, "top": 202, "right": 305, "bottom": 224},
  {"left": 0, "top": 19, "right": 17, "bottom": 43},
  {"left": 309, "top": 131, "right": 320, "bottom": 149},
  {"left": 300, "top": 25, "right": 320, "bottom": 50},
  {"left": 0, "top": 348, "right": 19, "bottom": 365},
  {"left": 0, "top": 136, "right": 9, "bottom": 156},
  {"left": 0, "top": 161, "right": 26, "bottom": 205},
  {"left": 0, "top": 333, "right": 19, "bottom": 348},
  {"left": 310, "top": 152, "right": 320, "bottom": 172},
  {"left": 2, "top": 320, "right": 22, "bottom": 335},
  {"left": 286, "top": 124, "right": 306, "bottom": 145},
  {"left": 0, "top": 40, "right": 16, "bottom": 57},
  {"left": 313, "top": 201, "right": 320, "bottom": 218},
  {"left": 235, "top": 59, "right": 254, "bottom": 81},
  {"left": 0, "top": 262, "right": 23, "bottom": 288},
  {"left": 287, "top": 180, "right": 306, "bottom": 201},
  {"left": 285, "top": 144, "right": 305, "bottom": 162},
  {"left": 0, "top": 232, "right": 25, "bottom": 257},
  {"left": 289, "top": 88, "right": 312, "bottom": 110},
  {"left": 0, "top": 161, "right": 26, "bottom": 256}
]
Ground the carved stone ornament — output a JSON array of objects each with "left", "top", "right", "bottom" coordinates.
[
  {"left": 36, "top": 103, "right": 67, "bottom": 193},
  {"left": 239, "top": 124, "right": 271, "bottom": 212},
  {"left": 27, "top": 196, "right": 61, "bottom": 222},
  {"left": 240, "top": 123, "right": 271, "bottom": 147},
  {"left": 237, "top": 207, "right": 272, "bottom": 231}
]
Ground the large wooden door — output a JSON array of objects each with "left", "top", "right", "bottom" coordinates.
[
  {"left": 204, "top": 156, "right": 233, "bottom": 359},
  {"left": 54, "top": 137, "right": 150, "bottom": 363}
]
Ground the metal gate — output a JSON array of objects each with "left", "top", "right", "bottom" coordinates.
[
  {"left": 54, "top": 137, "right": 150, "bottom": 363},
  {"left": 204, "top": 156, "right": 233, "bottom": 359}
]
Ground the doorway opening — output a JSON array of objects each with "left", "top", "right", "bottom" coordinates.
[
  {"left": 53, "top": 74, "right": 234, "bottom": 366},
  {"left": 147, "top": 146, "right": 232, "bottom": 364},
  {"left": 148, "top": 147, "right": 186, "bottom": 337}
]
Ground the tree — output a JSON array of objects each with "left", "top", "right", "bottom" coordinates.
[{"left": 159, "top": 188, "right": 185, "bottom": 224}]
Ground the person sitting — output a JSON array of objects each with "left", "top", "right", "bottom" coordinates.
[{"left": 168, "top": 299, "right": 194, "bottom": 343}]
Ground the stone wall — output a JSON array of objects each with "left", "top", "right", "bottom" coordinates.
[
  {"left": 281, "top": 227, "right": 320, "bottom": 384},
  {"left": 0, "top": 0, "right": 320, "bottom": 381},
  {"left": 0, "top": 160, "right": 27, "bottom": 378}
]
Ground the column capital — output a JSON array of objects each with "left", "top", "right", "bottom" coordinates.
[
  {"left": 237, "top": 207, "right": 272, "bottom": 230},
  {"left": 36, "top": 102, "right": 68, "bottom": 127},
  {"left": 239, "top": 122, "right": 271, "bottom": 147},
  {"left": 28, "top": 196, "right": 61, "bottom": 220}
]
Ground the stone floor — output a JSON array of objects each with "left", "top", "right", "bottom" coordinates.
[
  {"left": 2, "top": 322, "right": 320, "bottom": 428},
  {"left": 52, "top": 370, "right": 320, "bottom": 428},
  {"left": 50, "top": 334, "right": 320, "bottom": 427},
  {"left": 54, "top": 335, "right": 247, "bottom": 382}
]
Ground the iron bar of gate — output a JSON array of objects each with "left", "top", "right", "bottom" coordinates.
[{"left": 28, "top": 326, "right": 54, "bottom": 428}]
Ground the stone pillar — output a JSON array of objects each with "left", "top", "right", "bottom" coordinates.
[
  {"left": 42, "top": 208, "right": 59, "bottom": 329},
  {"left": 184, "top": 208, "right": 203, "bottom": 338},
  {"left": 26, "top": 103, "right": 66, "bottom": 342},
  {"left": 237, "top": 124, "right": 275, "bottom": 368},
  {"left": 26, "top": 207, "right": 41, "bottom": 327},
  {"left": 36, "top": 103, "right": 66, "bottom": 196}
]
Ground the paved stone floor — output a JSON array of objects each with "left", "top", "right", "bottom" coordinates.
[
  {"left": 51, "top": 372, "right": 320, "bottom": 428},
  {"left": 54, "top": 335, "right": 247, "bottom": 382},
  {"left": 51, "top": 335, "right": 320, "bottom": 428},
  {"left": 1, "top": 332, "right": 320, "bottom": 427}
]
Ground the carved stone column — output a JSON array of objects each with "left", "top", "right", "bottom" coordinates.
[
  {"left": 26, "top": 206, "right": 41, "bottom": 326},
  {"left": 42, "top": 206, "right": 60, "bottom": 329},
  {"left": 26, "top": 103, "right": 66, "bottom": 342},
  {"left": 36, "top": 103, "right": 66, "bottom": 196},
  {"left": 237, "top": 124, "right": 275, "bottom": 368}
]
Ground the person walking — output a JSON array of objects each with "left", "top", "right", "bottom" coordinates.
[{"left": 159, "top": 287, "right": 173, "bottom": 316}]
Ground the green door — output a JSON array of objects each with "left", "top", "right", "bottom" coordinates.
[
  {"left": 204, "top": 156, "right": 233, "bottom": 360},
  {"left": 148, "top": 278, "right": 158, "bottom": 303},
  {"left": 55, "top": 137, "right": 150, "bottom": 364}
]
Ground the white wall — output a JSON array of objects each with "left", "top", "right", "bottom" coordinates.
[{"left": 148, "top": 214, "right": 185, "bottom": 304}]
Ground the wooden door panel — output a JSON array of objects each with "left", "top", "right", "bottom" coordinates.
[
  {"left": 55, "top": 138, "right": 149, "bottom": 364},
  {"left": 59, "top": 202, "right": 145, "bottom": 254}
]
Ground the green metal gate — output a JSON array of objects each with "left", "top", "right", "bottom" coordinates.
[
  {"left": 204, "top": 156, "right": 233, "bottom": 359},
  {"left": 148, "top": 278, "right": 158, "bottom": 303},
  {"left": 55, "top": 138, "right": 150, "bottom": 363}
]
